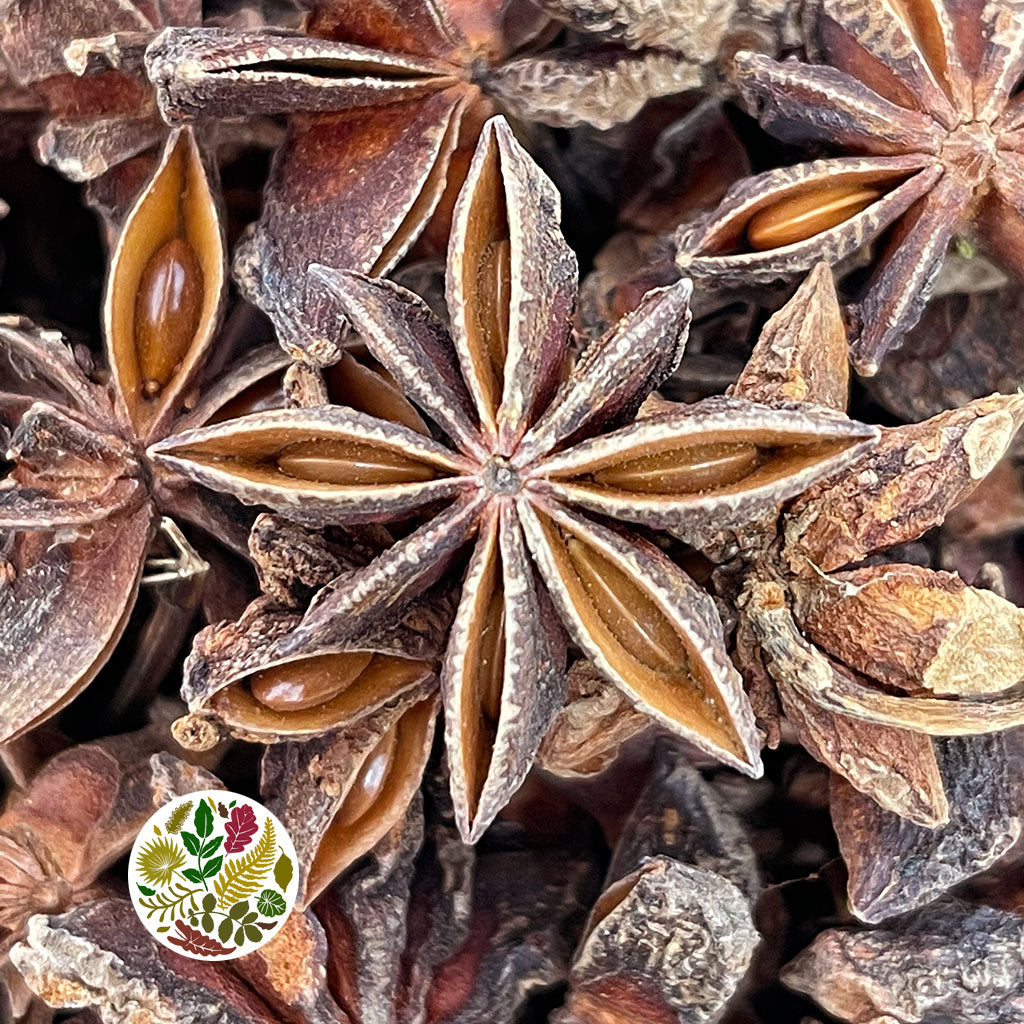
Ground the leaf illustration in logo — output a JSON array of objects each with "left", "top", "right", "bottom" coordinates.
[
  {"left": 273, "top": 852, "right": 293, "bottom": 891},
  {"left": 136, "top": 836, "right": 187, "bottom": 887},
  {"left": 200, "top": 836, "right": 223, "bottom": 858},
  {"left": 224, "top": 804, "right": 258, "bottom": 853},
  {"left": 213, "top": 820, "right": 276, "bottom": 908},
  {"left": 165, "top": 800, "right": 193, "bottom": 835},
  {"left": 194, "top": 800, "right": 214, "bottom": 839},
  {"left": 180, "top": 831, "right": 200, "bottom": 856},
  {"left": 228, "top": 901, "right": 250, "bottom": 920},
  {"left": 217, "top": 801, "right": 229, "bottom": 818},
  {"left": 138, "top": 883, "right": 202, "bottom": 922},
  {"left": 137, "top": 884, "right": 156, "bottom": 897},
  {"left": 202, "top": 855, "right": 223, "bottom": 879},
  {"left": 168, "top": 920, "right": 236, "bottom": 957},
  {"left": 182, "top": 868, "right": 204, "bottom": 884},
  {"left": 256, "top": 889, "right": 287, "bottom": 917}
]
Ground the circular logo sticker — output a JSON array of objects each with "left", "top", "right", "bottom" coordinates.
[{"left": 129, "top": 791, "right": 298, "bottom": 960}]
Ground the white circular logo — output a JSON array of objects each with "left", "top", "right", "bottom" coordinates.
[{"left": 129, "top": 790, "right": 298, "bottom": 960}]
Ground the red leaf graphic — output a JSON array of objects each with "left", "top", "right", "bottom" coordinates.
[
  {"left": 224, "top": 804, "right": 258, "bottom": 852},
  {"left": 167, "top": 921, "right": 236, "bottom": 957}
]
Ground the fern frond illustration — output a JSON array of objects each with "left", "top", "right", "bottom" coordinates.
[
  {"left": 137, "top": 836, "right": 188, "bottom": 886},
  {"left": 214, "top": 819, "right": 276, "bottom": 908},
  {"left": 138, "top": 882, "right": 202, "bottom": 923},
  {"left": 165, "top": 800, "right": 193, "bottom": 835}
]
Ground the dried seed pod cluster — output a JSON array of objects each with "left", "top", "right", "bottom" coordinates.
[{"left": 1, "top": 2, "right": 1024, "bottom": 1023}]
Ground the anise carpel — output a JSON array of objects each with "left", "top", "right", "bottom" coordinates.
[
  {"left": 152, "top": 118, "right": 885, "bottom": 841},
  {"left": 702, "top": 261, "right": 1024, "bottom": 915},
  {"left": 143, "top": 0, "right": 760, "bottom": 361},
  {"left": 677, "top": 0, "right": 1024, "bottom": 373},
  {"left": 0, "top": 126, "right": 283, "bottom": 744}
]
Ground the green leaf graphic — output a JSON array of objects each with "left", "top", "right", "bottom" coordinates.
[
  {"left": 165, "top": 801, "right": 193, "bottom": 835},
  {"left": 182, "top": 868, "right": 204, "bottom": 884},
  {"left": 244, "top": 925, "right": 262, "bottom": 942},
  {"left": 273, "top": 852, "right": 293, "bottom": 891},
  {"left": 202, "top": 855, "right": 223, "bottom": 879},
  {"left": 137, "top": 884, "right": 156, "bottom": 897},
  {"left": 201, "top": 912, "right": 214, "bottom": 932},
  {"left": 200, "top": 837, "right": 223, "bottom": 858},
  {"left": 214, "top": 820, "right": 276, "bottom": 908},
  {"left": 234, "top": 927, "right": 244, "bottom": 945},
  {"left": 181, "top": 832, "right": 200, "bottom": 856},
  {"left": 194, "top": 800, "right": 214, "bottom": 839},
  {"left": 257, "top": 890, "right": 287, "bottom": 917},
  {"left": 229, "top": 900, "right": 250, "bottom": 920},
  {"left": 219, "top": 917, "right": 233, "bottom": 942},
  {"left": 202, "top": 893, "right": 216, "bottom": 912},
  {"left": 157, "top": 926, "right": 170, "bottom": 933}
]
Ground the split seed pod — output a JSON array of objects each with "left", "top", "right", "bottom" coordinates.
[
  {"left": 261, "top": 683, "right": 439, "bottom": 908},
  {"left": 104, "top": 126, "right": 225, "bottom": 442}
]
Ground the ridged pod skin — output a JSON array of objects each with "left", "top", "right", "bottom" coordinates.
[
  {"left": 723, "top": 262, "right": 1024, "bottom": 922},
  {"left": 677, "top": 0, "right": 1024, "bottom": 373},
  {"left": 154, "top": 119, "right": 885, "bottom": 843}
]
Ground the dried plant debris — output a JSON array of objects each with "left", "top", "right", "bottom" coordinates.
[
  {"left": 783, "top": 899, "right": 1024, "bottom": 1024},
  {"left": 833, "top": 732, "right": 1024, "bottom": 923}
]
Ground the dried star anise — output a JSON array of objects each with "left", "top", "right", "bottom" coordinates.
[
  {"left": 695, "top": 262, "right": 1024, "bottom": 916},
  {"left": 152, "top": 118, "right": 882, "bottom": 841},
  {"left": 143, "top": 0, "right": 778, "bottom": 361},
  {"left": 678, "top": 0, "right": 1024, "bottom": 373}
]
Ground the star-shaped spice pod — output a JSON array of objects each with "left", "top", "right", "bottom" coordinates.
[
  {"left": 0, "top": 127, "right": 277, "bottom": 743},
  {"left": 713, "top": 264, "right": 1024, "bottom": 878},
  {"left": 677, "top": 0, "right": 1024, "bottom": 373},
  {"left": 144, "top": 0, "right": 746, "bottom": 362},
  {"left": 151, "top": 117, "right": 879, "bottom": 841}
]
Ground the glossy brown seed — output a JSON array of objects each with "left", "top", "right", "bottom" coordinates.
[
  {"left": 592, "top": 442, "right": 760, "bottom": 493},
  {"left": 249, "top": 651, "right": 375, "bottom": 711},
  {"left": 746, "top": 184, "right": 884, "bottom": 250},
  {"left": 566, "top": 535, "right": 684, "bottom": 674},
  {"left": 332, "top": 724, "right": 400, "bottom": 829},
  {"left": 476, "top": 589, "right": 506, "bottom": 723},
  {"left": 276, "top": 438, "right": 439, "bottom": 485},
  {"left": 324, "top": 353, "right": 428, "bottom": 434},
  {"left": 475, "top": 238, "right": 512, "bottom": 388},
  {"left": 134, "top": 236, "right": 204, "bottom": 398}
]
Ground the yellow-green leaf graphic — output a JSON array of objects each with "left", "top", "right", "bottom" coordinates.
[
  {"left": 213, "top": 818, "right": 276, "bottom": 909},
  {"left": 165, "top": 800, "right": 193, "bottom": 835},
  {"left": 137, "top": 836, "right": 187, "bottom": 887}
]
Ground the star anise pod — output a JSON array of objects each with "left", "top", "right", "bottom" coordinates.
[
  {"left": 144, "top": 0, "right": 778, "bottom": 361},
  {"left": 151, "top": 118, "right": 879, "bottom": 840},
  {"left": 677, "top": 0, "right": 1024, "bottom": 372},
  {"left": 712, "top": 262, "right": 1024, "bottom": 916}
]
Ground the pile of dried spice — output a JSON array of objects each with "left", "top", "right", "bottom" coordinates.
[{"left": 1, "top": 0, "right": 1024, "bottom": 1021}]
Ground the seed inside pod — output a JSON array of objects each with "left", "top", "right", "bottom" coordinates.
[
  {"left": 565, "top": 536, "right": 687, "bottom": 675},
  {"left": 592, "top": 442, "right": 760, "bottom": 493},
  {"left": 134, "top": 236, "right": 204, "bottom": 398},
  {"left": 746, "top": 183, "right": 883, "bottom": 250},
  {"left": 324, "top": 352, "right": 427, "bottom": 434},
  {"left": 249, "top": 651, "right": 374, "bottom": 711},
  {"left": 476, "top": 588, "right": 506, "bottom": 725},
  {"left": 475, "top": 237, "right": 511, "bottom": 386},
  {"left": 332, "top": 725, "right": 400, "bottom": 829},
  {"left": 276, "top": 438, "right": 438, "bottom": 485}
]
